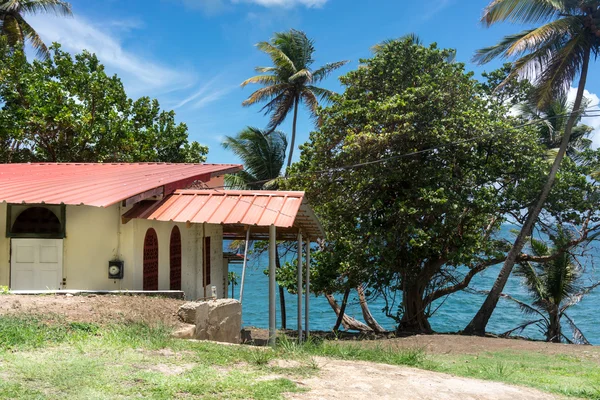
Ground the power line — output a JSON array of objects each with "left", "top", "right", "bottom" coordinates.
[{"left": 211, "top": 107, "right": 600, "bottom": 188}]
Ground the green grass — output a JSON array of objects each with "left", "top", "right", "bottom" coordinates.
[
  {"left": 0, "top": 315, "right": 306, "bottom": 399},
  {"left": 2, "top": 315, "right": 599, "bottom": 399},
  {"left": 432, "top": 351, "right": 600, "bottom": 399}
]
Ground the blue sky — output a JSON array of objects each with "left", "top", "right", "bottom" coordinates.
[{"left": 28, "top": 0, "right": 600, "bottom": 164}]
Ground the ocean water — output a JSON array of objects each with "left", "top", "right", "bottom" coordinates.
[{"left": 227, "top": 226, "right": 600, "bottom": 345}]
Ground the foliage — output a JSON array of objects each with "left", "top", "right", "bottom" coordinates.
[
  {"left": 242, "top": 29, "right": 348, "bottom": 168},
  {"left": 222, "top": 126, "right": 287, "bottom": 189},
  {"left": 465, "top": 0, "right": 600, "bottom": 335},
  {"left": 0, "top": 43, "right": 208, "bottom": 163},
  {"left": 502, "top": 226, "right": 600, "bottom": 343},
  {"left": 0, "top": 0, "right": 72, "bottom": 59},
  {"left": 287, "top": 38, "right": 599, "bottom": 333}
]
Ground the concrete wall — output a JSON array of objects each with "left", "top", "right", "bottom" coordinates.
[{"left": 0, "top": 202, "right": 224, "bottom": 299}]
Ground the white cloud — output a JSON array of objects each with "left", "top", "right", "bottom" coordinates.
[
  {"left": 173, "top": 74, "right": 237, "bottom": 110},
  {"left": 180, "top": 0, "right": 327, "bottom": 13},
  {"left": 568, "top": 87, "right": 600, "bottom": 149},
  {"left": 27, "top": 14, "right": 194, "bottom": 96}
]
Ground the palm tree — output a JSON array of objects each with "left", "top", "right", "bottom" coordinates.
[
  {"left": 501, "top": 228, "right": 597, "bottom": 344},
  {"left": 464, "top": 0, "right": 600, "bottom": 336},
  {"left": 0, "top": 0, "right": 72, "bottom": 59},
  {"left": 518, "top": 94, "right": 593, "bottom": 162},
  {"left": 241, "top": 29, "right": 347, "bottom": 171},
  {"left": 222, "top": 127, "right": 287, "bottom": 189},
  {"left": 222, "top": 126, "right": 290, "bottom": 328}
]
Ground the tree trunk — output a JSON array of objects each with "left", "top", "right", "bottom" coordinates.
[
  {"left": 463, "top": 48, "right": 592, "bottom": 336},
  {"left": 333, "top": 288, "right": 350, "bottom": 332},
  {"left": 285, "top": 96, "right": 300, "bottom": 172},
  {"left": 397, "top": 283, "right": 433, "bottom": 334},
  {"left": 275, "top": 247, "right": 286, "bottom": 330},
  {"left": 325, "top": 292, "right": 372, "bottom": 332},
  {"left": 357, "top": 284, "right": 386, "bottom": 333},
  {"left": 547, "top": 308, "right": 561, "bottom": 343}
]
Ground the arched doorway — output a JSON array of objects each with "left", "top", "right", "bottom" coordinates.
[
  {"left": 143, "top": 228, "right": 159, "bottom": 290},
  {"left": 169, "top": 226, "right": 182, "bottom": 290}
]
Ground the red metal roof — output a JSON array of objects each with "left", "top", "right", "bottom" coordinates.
[
  {"left": 0, "top": 163, "right": 242, "bottom": 207},
  {"left": 123, "top": 189, "right": 324, "bottom": 240}
]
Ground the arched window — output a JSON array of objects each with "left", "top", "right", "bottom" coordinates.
[
  {"left": 12, "top": 207, "right": 62, "bottom": 235},
  {"left": 169, "top": 226, "right": 182, "bottom": 290},
  {"left": 143, "top": 228, "right": 159, "bottom": 291}
]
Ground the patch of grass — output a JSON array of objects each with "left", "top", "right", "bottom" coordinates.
[
  {"left": 432, "top": 351, "right": 600, "bottom": 399},
  {"left": 0, "top": 315, "right": 302, "bottom": 399}
]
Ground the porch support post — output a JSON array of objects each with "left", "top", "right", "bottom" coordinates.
[
  {"left": 268, "top": 224, "right": 277, "bottom": 347},
  {"left": 297, "top": 230, "right": 303, "bottom": 342},
  {"left": 239, "top": 226, "right": 251, "bottom": 304},
  {"left": 305, "top": 237, "right": 311, "bottom": 339}
]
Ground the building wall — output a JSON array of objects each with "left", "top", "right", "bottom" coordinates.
[
  {"left": 0, "top": 202, "right": 8, "bottom": 287},
  {"left": 0, "top": 202, "right": 224, "bottom": 299}
]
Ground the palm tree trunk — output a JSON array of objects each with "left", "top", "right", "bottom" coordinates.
[
  {"left": 286, "top": 96, "right": 300, "bottom": 172},
  {"left": 463, "top": 48, "right": 592, "bottom": 336}
]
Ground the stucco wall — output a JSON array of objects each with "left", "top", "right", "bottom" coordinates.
[
  {"left": 0, "top": 202, "right": 8, "bottom": 287},
  {"left": 0, "top": 202, "right": 224, "bottom": 299}
]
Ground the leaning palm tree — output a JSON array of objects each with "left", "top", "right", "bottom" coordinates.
[
  {"left": 501, "top": 228, "right": 597, "bottom": 344},
  {"left": 464, "top": 0, "right": 600, "bottom": 336},
  {"left": 241, "top": 29, "right": 348, "bottom": 170},
  {"left": 222, "top": 126, "right": 290, "bottom": 328},
  {"left": 518, "top": 94, "right": 593, "bottom": 163},
  {"left": 0, "top": 0, "right": 72, "bottom": 59}
]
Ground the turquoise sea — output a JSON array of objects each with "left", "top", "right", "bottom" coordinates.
[{"left": 227, "top": 226, "right": 600, "bottom": 345}]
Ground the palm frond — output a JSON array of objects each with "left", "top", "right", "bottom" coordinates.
[
  {"left": 19, "top": 0, "right": 72, "bottom": 16},
  {"left": 312, "top": 60, "right": 349, "bottom": 82},
  {"left": 241, "top": 74, "right": 281, "bottom": 87},
  {"left": 481, "top": 0, "right": 564, "bottom": 27},
  {"left": 372, "top": 33, "right": 423, "bottom": 53},
  {"left": 289, "top": 68, "right": 313, "bottom": 84},
  {"left": 501, "top": 318, "right": 545, "bottom": 337},
  {"left": 500, "top": 293, "right": 548, "bottom": 321},
  {"left": 563, "top": 313, "right": 591, "bottom": 345},
  {"left": 306, "top": 85, "right": 337, "bottom": 103},
  {"left": 16, "top": 13, "right": 48, "bottom": 59},
  {"left": 256, "top": 41, "right": 297, "bottom": 74},
  {"left": 266, "top": 92, "right": 295, "bottom": 132},
  {"left": 242, "top": 84, "right": 288, "bottom": 107}
]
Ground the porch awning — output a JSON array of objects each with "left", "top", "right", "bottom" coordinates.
[{"left": 122, "top": 189, "right": 324, "bottom": 241}]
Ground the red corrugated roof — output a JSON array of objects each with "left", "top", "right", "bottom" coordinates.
[
  {"left": 0, "top": 163, "right": 242, "bottom": 207},
  {"left": 123, "top": 189, "right": 324, "bottom": 240}
]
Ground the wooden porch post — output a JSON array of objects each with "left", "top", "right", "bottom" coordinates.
[
  {"left": 305, "top": 237, "right": 310, "bottom": 339},
  {"left": 269, "top": 224, "right": 277, "bottom": 347},
  {"left": 239, "top": 227, "right": 251, "bottom": 304},
  {"left": 297, "top": 230, "right": 303, "bottom": 342}
]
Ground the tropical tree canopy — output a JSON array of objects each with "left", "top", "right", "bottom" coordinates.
[
  {"left": 241, "top": 29, "right": 347, "bottom": 169},
  {"left": 0, "top": 43, "right": 208, "bottom": 163},
  {"left": 288, "top": 38, "right": 554, "bottom": 333},
  {"left": 0, "top": 0, "right": 72, "bottom": 59},
  {"left": 221, "top": 127, "right": 287, "bottom": 189}
]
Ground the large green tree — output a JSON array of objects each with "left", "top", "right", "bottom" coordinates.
[
  {"left": 288, "top": 38, "right": 600, "bottom": 334},
  {"left": 241, "top": 29, "right": 347, "bottom": 171},
  {"left": 464, "top": 0, "right": 600, "bottom": 336},
  {"left": 0, "top": 0, "right": 71, "bottom": 59},
  {"left": 288, "top": 39, "right": 552, "bottom": 333},
  {"left": 0, "top": 44, "right": 207, "bottom": 163}
]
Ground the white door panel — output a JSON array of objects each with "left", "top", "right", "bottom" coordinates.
[{"left": 11, "top": 239, "right": 63, "bottom": 290}]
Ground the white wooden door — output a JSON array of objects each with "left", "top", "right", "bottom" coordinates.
[{"left": 11, "top": 239, "right": 63, "bottom": 290}]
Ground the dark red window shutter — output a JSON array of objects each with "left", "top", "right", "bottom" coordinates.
[
  {"left": 169, "top": 226, "right": 182, "bottom": 290},
  {"left": 143, "top": 228, "right": 159, "bottom": 290},
  {"left": 203, "top": 237, "right": 211, "bottom": 287}
]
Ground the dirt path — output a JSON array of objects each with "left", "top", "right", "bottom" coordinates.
[
  {"left": 0, "top": 294, "right": 186, "bottom": 328},
  {"left": 287, "top": 357, "right": 561, "bottom": 400}
]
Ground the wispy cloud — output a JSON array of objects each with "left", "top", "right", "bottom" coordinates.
[
  {"left": 179, "top": 0, "right": 327, "bottom": 14},
  {"left": 422, "top": 0, "right": 452, "bottom": 21},
  {"left": 174, "top": 74, "right": 237, "bottom": 109},
  {"left": 569, "top": 87, "right": 600, "bottom": 149},
  {"left": 27, "top": 13, "right": 194, "bottom": 96}
]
